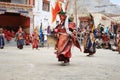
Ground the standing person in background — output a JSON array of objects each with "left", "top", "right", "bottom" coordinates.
[
  {"left": 46, "top": 26, "right": 51, "bottom": 48},
  {"left": 105, "top": 27, "right": 109, "bottom": 35},
  {"left": 113, "top": 23, "right": 118, "bottom": 46},
  {"left": 11, "top": 30, "right": 15, "bottom": 38},
  {"left": 47, "top": 26, "right": 51, "bottom": 35},
  {"left": 39, "top": 24, "right": 44, "bottom": 47},
  {"left": 5, "top": 30, "right": 12, "bottom": 42},
  {"left": 44, "top": 29, "right": 48, "bottom": 47},
  {"left": 32, "top": 28, "right": 40, "bottom": 49},
  {"left": 15, "top": 27, "right": 24, "bottom": 49},
  {"left": 83, "top": 31, "right": 89, "bottom": 53},
  {"left": 40, "top": 32, "right": 44, "bottom": 47},
  {"left": 117, "top": 31, "right": 120, "bottom": 54},
  {"left": 84, "top": 14, "right": 96, "bottom": 56},
  {"left": 25, "top": 33, "right": 31, "bottom": 45},
  {"left": 86, "top": 31, "right": 96, "bottom": 56},
  {"left": 77, "top": 28, "right": 83, "bottom": 45},
  {"left": 0, "top": 28, "right": 5, "bottom": 49}
]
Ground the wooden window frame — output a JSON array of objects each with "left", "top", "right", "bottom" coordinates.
[
  {"left": 42, "top": 0, "right": 50, "bottom": 12},
  {"left": 0, "top": 0, "right": 11, "bottom": 2}
]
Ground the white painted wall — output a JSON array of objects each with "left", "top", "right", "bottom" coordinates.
[
  {"left": 93, "top": 13, "right": 102, "bottom": 27},
  {"left": 33, "top": 0, "right": 51, "bottom": 30},
  {"left": 33, "top": 0, "right": 66, "bottom": 30},
  {"left": 68, "top": 0, "right": 120, "bottom": 15},
  {"left": 93, "top": 13, "right": 112, "bottom": 28}
]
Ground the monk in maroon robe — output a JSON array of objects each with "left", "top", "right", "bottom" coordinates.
[
  {"left": 32, "top": 28, "right": 39, "bottom": 49},
  {"left": 54, "top": 10, "right": 82, "bottom": 65}
]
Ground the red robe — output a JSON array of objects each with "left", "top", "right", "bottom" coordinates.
[
  {"left": 32, "top": 33, "right": 39, "bottom": 49},
  {"left": 54, "top": 24, "right": 81, "bottom": 62}
]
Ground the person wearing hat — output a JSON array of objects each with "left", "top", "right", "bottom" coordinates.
[
  {"left": 54, "top": 10, "right": 82, "bottom": 65},
  {"left": 0, "top": 28, "right": 5, "bottom": 49}
]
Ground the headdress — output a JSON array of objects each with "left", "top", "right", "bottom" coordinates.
[
  {"left": 68, "top": 14, "right": 74, "bottom": 23},
  {"left": 34, "top": 27, "right": 38, "bottom": 34},
  {"left": 58, "top": 9, "right": 66, "bottom": 15}
]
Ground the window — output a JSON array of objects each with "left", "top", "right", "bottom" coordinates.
[
  {"left": 42, "top": 0, "right": 50, "bottom": 12},
  {"left": 0, "top": 0, "right": 11, "bottom": 2},
  {"left": 27, "top": 0, "right": 35, "bottom": 5}
]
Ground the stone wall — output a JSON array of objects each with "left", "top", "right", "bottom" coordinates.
[{"left": 68, "top": 0, "right": 120, "bottom": 15}]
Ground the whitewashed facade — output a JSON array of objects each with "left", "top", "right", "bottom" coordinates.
[
  {"left": 92, "top": 13, "right": 114, "bottom": 28},
  {"left": 33, "top": 0, "right": 67, "bottom": 30},
  {"left": 33, "top": 0, "right": 50, "bottom": 30}
]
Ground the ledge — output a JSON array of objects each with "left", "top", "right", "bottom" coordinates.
[{"left": 0, "top": 2, "right": 33, "bottom": 9}]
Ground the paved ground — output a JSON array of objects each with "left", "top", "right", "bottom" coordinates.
[{"left": 0, "top": 45, "right": 120, "bottom": 80}]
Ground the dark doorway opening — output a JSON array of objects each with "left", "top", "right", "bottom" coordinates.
[{"left": 0, "top": 12, "right": 30, "bottom": 33}]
